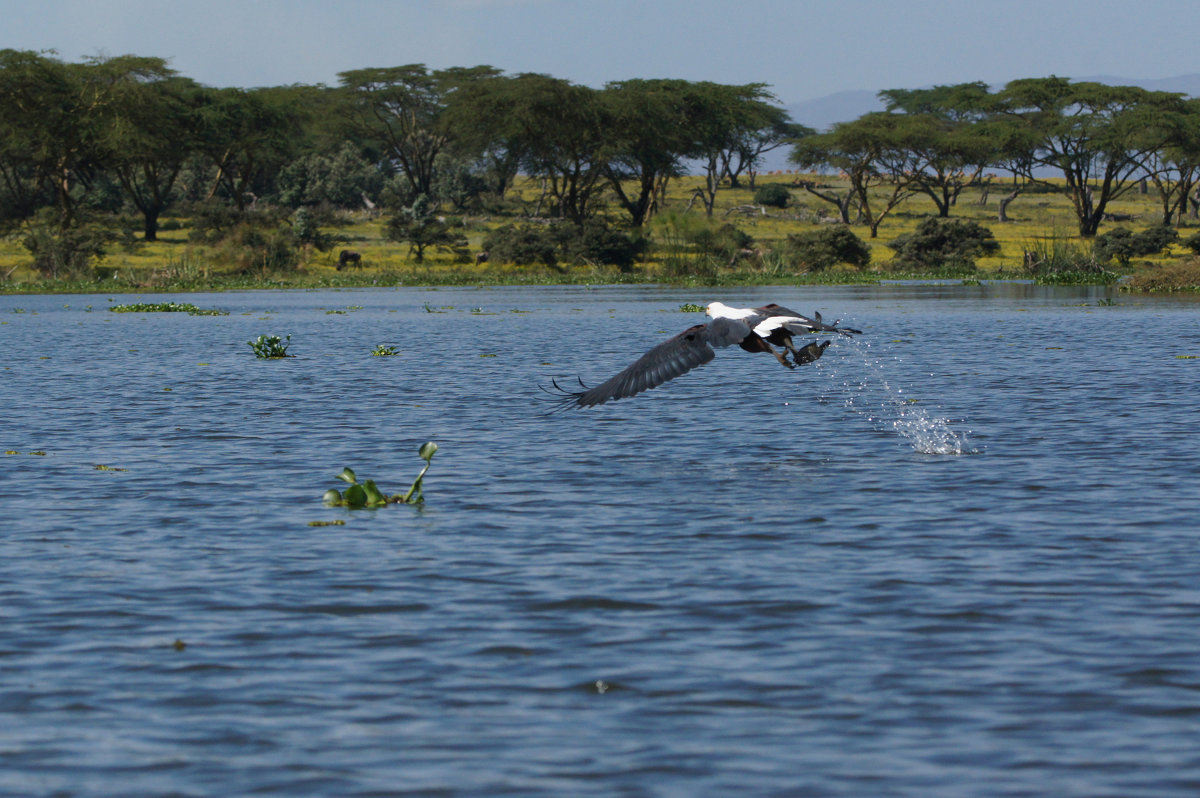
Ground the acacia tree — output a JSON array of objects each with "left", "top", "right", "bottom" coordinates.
[
  {"left": 194, "top": 86, "right": 302, "bottom": 211},
  {"left": 689, "top": 82, "right": 807, "bottom": 215},
  {"left": 600, "top": 79, "right": 697, "bottom": 226},
  {"left": 338, "top": 65, "right": 445, "bottom": 200},
  {"left": 723, "top": 115, "right": 810, "bottom": 190},
  {"left": 992, "top": 77, "right": 1185, "bottom": 236},
  {"left": 791, "top": 113, "right": 916, "bottom": 237},
  {"left": 1143, "top": 98, "right": 1200, "bottom": 225},
  {"left": 0, "top": 50, "right": 55, "bottom": 229},
  {"left": 501, "top": 74, "right": 608, "bottom": 223},
  {"left": 440, "top": 70, "right": 529, "bottom": 198},
  {"left": 338, "top": 65, "right": 497, "bottom": 203},
  {"left": 878, "top": 82, "right": 997, "bottom": 217},
  {"left": 0, "top": 51, "right": 172, "bottom": 229},
  {"left": 104, "top": 74, "right": 203, "bottom": 239}
]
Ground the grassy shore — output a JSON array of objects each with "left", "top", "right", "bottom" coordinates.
[{"left": 3, "top": 174, "right": 1199, "bottom": 294}]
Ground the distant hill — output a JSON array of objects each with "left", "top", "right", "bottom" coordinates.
[
  {"left": 754, "top": 74, "right": 1200, "bottom": 173},
  {"left": 784, "top": 89, "right": 885, "bottom": 133}
]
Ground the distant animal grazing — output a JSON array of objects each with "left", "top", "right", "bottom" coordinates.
[
  {"left": 474, "top": 251, "right": 489, "bottom": 266},
  {"left": 336, "top": 250, "right": 362, "bottom": 270}
]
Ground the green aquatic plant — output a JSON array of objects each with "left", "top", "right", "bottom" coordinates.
[
  {"left": 679, "top": 303, "right": 705, "bottom": 312},
  {"left": 248, "top": 334, "right": 293, "bottom": 358},
  {"left": 371, "top": 344, "right": 400, "bottom": 356},
  {"left": 110, "top": 302, "right": 227, "bottom": 315},
  {"left": 323, "top": 442, "right": 439, "bottom": 508}
]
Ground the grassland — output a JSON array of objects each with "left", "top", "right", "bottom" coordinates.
[{"left": 3, "top": 173, "right": 1199, "bottom": 294}]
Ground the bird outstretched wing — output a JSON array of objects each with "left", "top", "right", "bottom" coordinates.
[
  {"left": 550, "top": 318, "right": 749, "bottom": 408},
  {"left": 755, "top": 303, "right": 862, "bottom": 336}
]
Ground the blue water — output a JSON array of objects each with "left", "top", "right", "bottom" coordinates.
[{"left": 2, "top": 284, "right": 1199, "bottom": 797}]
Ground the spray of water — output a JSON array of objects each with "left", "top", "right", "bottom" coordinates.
[{"left": 822, "top": 336, "right": 975, "bottom": 456}]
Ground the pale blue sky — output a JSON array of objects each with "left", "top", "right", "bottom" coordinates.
[{"left": 5, "top": 0, "right": 1199, "bottom": 102}]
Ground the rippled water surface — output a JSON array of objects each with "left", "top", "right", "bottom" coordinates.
[{"left": 3, "top": 284, "right": 1200, "bottom": 797}]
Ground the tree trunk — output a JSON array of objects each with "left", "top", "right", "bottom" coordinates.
[
  {"left": 998, "top": 190, "right": 1020, "bottom": 222},
  {"left": 144, "top": 211, "right": 159, "bottom": 242}
]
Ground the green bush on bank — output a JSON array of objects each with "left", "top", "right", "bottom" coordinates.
[
  {"left": 782, "top": 226, "right": 870, "bottom": 271},
  {"left": 887, "top": 218, "right": 1000, "bottom": 275}
]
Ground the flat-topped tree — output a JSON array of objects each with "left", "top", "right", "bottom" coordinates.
[
  {"left": 790, "top": 112, "right": 918, "bottom": 238},
  {"left": 1143, "top": 97, "right": 1200, "bottom": 226},
  {"left": 991, "top": 77, "right": 1188, "bottom": 237},
  {"left": 105, "top": 74, "right": 204, "bottom": 240},
  {"left": 878, "top": 82, "right": 997, "bottom": 218}
]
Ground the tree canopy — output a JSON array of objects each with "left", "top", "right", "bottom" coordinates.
[{"left": 4, "top": 48, "right": 1200, "bottom": 278}]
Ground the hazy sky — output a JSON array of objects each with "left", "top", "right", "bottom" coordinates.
[{"left": 6, "top": 0, "right": 1200, "bottom": 102}]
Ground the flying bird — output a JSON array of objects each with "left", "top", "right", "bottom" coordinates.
[{"left": 549, "top": 302, "right": 861, "bottom": 409}]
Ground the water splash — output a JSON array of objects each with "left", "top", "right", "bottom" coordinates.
[{"left": 824, "top": 336, "right": 975, "bottom": 456}]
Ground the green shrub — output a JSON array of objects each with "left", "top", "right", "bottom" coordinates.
[
  {"left": 1095, "top": 225, "right": 1178, "bottom": 266},
  {"left": 888, "top": 218, "right": 1000, "bottom": 274},
  {"left": 483, "top": 223, "right": 560, "bottom": 267},
  {"left": 185, "top": 201, "right": 289, "bottom": 244},
  {"left": 220, "top": 224, "right": 300, "bottom": 272},
  {"left": 293, "top": 207, "right": 340, "bottom": 252},
  {"left": 753, "top": 183, "right": 792, "bottom": 208},
  {"left": 688, "top": 223, "right": 753, "bottom": 260},
  {"left": 386, "top": 195, "right": 469, "bottom": 262},
  {"left": 1184, "top": 231, "right": 1200, "bottom": 256},
  {"left": 431, "top": 154, "right": 490, "bottom": 212},
  {"left": 21, "top": 212, "right": 117, "bottom": 280},
  {"left": 783, "top": 226, "right": 870, "bottom": 271},
  {"left": 558, "top": 219, "right": 646, "bottom": 271}
]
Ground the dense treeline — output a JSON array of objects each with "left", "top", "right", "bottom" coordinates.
[{"left": 2, "top": 49, "right": 1199, "bottom": 281}]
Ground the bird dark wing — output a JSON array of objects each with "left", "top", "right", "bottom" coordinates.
[
  {"left": 756, "top": 303, "right": 862, "bottom": 336},
  {"left": 552, "top": 319, "right": 747, "bottom": 408}
]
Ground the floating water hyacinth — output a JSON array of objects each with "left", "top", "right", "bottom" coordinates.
[
  {"left": 323, "top": 442, "right": 439, "bottom": 508},
  {"left": 248, "top": 334, "right": 293, "bottom": 359},
  {"left": 110, "top": 302, "right": 227, "bottom": 315}
]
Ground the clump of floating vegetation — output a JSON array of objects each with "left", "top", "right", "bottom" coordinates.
[
  {"left": 109, "top": 302, "right": 227, "bottom": 315},
  {"left": 1121, "top": 258, "right": 1200, "bottom": 293},
  {"left": 679, "top": 303, "right": 705, "bottom": 312},
  {"left": 248, "top": 334, "right": 293, "bottom": 358},
  {"left": 323, "top": 442, "right": 438, "bottom": 508},
  {"left": 371, "top": 344, "right": 400, "bottom": 356}
]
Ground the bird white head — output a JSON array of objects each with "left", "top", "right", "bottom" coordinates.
[{"left": 706, "top": 301, "right": 752, "bottom": 320}]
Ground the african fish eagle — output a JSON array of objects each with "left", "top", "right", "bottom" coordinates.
[{"left": 550, "top": 302, "right": 862, "bottom": 408}]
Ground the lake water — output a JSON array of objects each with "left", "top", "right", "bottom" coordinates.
[{"left": 2, "top": 283, "right": 1199, "bottom": 797}]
